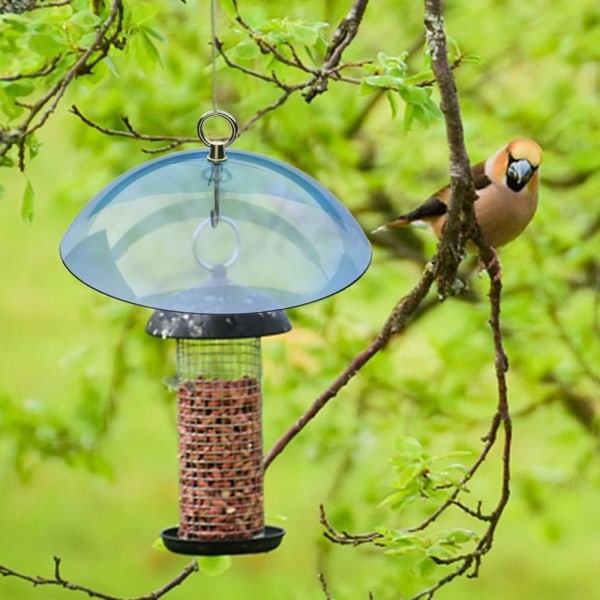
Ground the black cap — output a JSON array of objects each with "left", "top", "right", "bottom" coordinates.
[{"left": 145, "top": 309, "right": 291, "bottom": 340}]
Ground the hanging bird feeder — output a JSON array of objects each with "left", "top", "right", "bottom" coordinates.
[
  {"left": 60, "top": 110, "right": 371, "bottom": 555},
  {"left": 146, "top": 309, "right": 290, "bottom": 555}
]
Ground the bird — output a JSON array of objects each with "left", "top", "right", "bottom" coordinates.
[{"left": 373, "top": 138, "right": 543, "bottom": 248}]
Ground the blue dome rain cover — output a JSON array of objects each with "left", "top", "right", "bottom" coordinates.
[{"left": 60, "top": 149, "right": 371, "bottom": 314}]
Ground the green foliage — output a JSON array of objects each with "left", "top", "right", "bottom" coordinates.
[
  {"left": 378, "top": 526, "right": 478, "bottom": 562},
  {"left": 197, "top": 555, "right": 232, "bottom": 577},
  {"left": 0, "top": 391, "right": 110, "bottom": 479},
  {"left": 0, "top": 0, "right": 600, "bottom": 599},
  {"left": 122, "top": 2, "right": 165, "bottom": 73},
  {"left": 20, "top": 176, "right": 33, "bottom": 222},
  {"left": 380, "top": 437, "right": 470, "bottom": 511},
  {"left": 362, "top": 51, "right": 443, "bottom": 130}
]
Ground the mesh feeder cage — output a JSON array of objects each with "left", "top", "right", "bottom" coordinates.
[
  {"left": 146, "top": 309, "right": 291, "bottom": 555},
  {"left": 59, "top": 110, "right": 371, "bottom": 556}
]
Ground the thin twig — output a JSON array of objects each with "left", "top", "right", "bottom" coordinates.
[
  {"left": 0, "top": 56, "right": 62, "bottom": 81},
  {"left": 318, "top": 572, "right": 334, "bottom": 600},
  {"left": 303, "top": 0, "right": 370, "bottom": 101},
  {"left": 263, "top": 266, "right": 436, "bottom": 470},
  {"left": 70, "top": 106, "right": 200, "bottom": 153},
  {"left": 0, "top": 556, "right": 198, "bottom": 600}
]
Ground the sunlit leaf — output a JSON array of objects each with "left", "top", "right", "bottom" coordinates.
[
  {"left": 151, "top": 537, "right": 169, "bottom": 553},
  {"left": 386, "top": 90, "right": 399, "bottom": 118},
  {"left": 230, "top": 40, "right": 261, "bottom": 61},
  {"left": 69, "top": 9, "right": 101, "bottom": 29},
  {"left": 21, "top": 178, "right": 35, "bottom": 224},
  {"left": 198, "top": 555, "right": 231, "bottom": 577}
]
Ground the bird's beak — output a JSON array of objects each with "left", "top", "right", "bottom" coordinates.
[{"left": 507, "top": 159, "right": 534, "bottom": 186}]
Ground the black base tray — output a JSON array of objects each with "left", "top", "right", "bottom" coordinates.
[{"left": 161, "top": 525, "right": 285, "bottom": 556}]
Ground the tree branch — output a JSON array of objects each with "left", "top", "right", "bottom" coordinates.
[
  {"left": 263, "top": 266, "right": 436, "bottom": 470},
  {"left": 301, "top": 3, "right": 513, "bottom": 599},
  {"left": 0, "top": 556, "right": 198, "bottom": 600},
  {"left": 303, "top": 0, "right": 370, "bottom": 101},
  {"left": 424, "top": 0, "right": 479, "bottom": 298},
  {"left": 0, "top": 0, "right": 125, "bottom": 170},
  {"left": 70, "top": 106, "right": 200, "bottom": 154}
]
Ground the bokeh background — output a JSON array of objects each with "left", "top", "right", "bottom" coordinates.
[{"left": 1, "top": 1, "right": 599, "bottom": 598}]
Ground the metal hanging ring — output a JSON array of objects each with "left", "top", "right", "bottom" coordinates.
[
  {"left": 192, "top": 216, "right": 241, "bottom": 272},
  {"left": 197, "top": 110, "right": 238, "bottom": 162}
]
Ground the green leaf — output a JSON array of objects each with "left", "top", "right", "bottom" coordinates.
[
  {"left": 397, "top": 84, "right": 431, "bottom": 105},
  {"left": 151, "top": 537, "right": 170, "bottom": 553},
  {"left": 288, "top": 22, "right": 319, "bottom": 46},
  {"left": 21, "top": 179, "right": 35, "bottom": 224},
  {"left": 198, "top": 555, "right": 231, "bottom": 577},
  {"left": 69, "top": 9, "right": 101, "bottom": 29},
  {"left": 3, "top": 81, "right": 35, "bottom": 98},
  {"left": 442, "top": 528, "right": 479, "bottom": 545},
  {"left": 364, "top": 74, "right": 403, "bottom": 90},
  {"left": 462, "top": 53, "right": 483, "bottom": 65},
  {"left": 385, "top": 90, "right": 399, "bottom": 118},
  {"left": 393, "top": 436, "right": 425, "bottom": 460},
  {"left": 0, "top": 183, "right": 5, "bottom": 200},
  {"left": 137, "top": 26, "right": 163, "bottom": 71},
  {"left": 394, "top": 462, "right": 424, "bottom": 489},
  {"left": 403, "top": 102, "right": 415, "bottom": 132},
  {"left": 27, "top": 33, "right": 64, "bottom": 58},
  {"left": 230, "top": 40, "right": 261, "bottom": 61},
  {"left": 446, "top": 35, "right": 462, "bottom": 60},
  {"left": 130, "top": 1, "right": 160, "bottom": 26},
  {"left": 142, "top": 25, "right": 166, "bottom": 43},
  {"left": 425, "top": 543, "right": 454, "bottom": 560},
  {"left": 0, "top": 154, "right": 15, "bottom": 167},
  {"left": 418, "top": 556, "right": 437, "bottom": 578},
  {"left": 102, "top": 55, "right": 119, "bottom": 77},
  {"left": 78, "top": 32, "right": 101, "bottom": 49}
]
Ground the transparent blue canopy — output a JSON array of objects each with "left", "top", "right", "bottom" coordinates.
[{"left": 60, "top": 149, "right": 371, "bottom": 314}]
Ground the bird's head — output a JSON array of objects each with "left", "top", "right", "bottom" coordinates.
[{"left": 502, "top": 138, "right": 543, "bottom": 193}]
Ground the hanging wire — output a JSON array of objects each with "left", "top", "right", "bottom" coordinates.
[
  {"left": 210, "top": 0, "right": 218, "bottom": 115},
  {"left": 197, "top": 0, "right": 239, "bottom": 227}
]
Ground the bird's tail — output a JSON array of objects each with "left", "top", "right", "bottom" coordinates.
[{"left": 371, "top": 217, "right": 411, "bottom": 234}]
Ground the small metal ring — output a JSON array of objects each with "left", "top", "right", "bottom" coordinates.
[
  {"left": 192, "top": 216, "right": 241, "bottom": 271},
  {"left": 197, "top": 110, "right": 238, "bottom": 149}
]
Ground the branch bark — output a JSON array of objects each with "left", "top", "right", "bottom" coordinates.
[
  {"left": 424, "top": 0, "right": 479, "bottom": 297},
  {"left": 0, "top": 557, "right": 198, "bottom": 600}
]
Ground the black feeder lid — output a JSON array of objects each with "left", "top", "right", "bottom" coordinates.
[
  {"left": 161, "top": 526, "right": 285, "bottom": 556},
  {"left": 146, "top": 308, "right": 291, "bottom": 339}
]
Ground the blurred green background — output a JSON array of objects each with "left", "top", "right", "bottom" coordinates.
[{"left": 1, "top": 0, "right": 599, "bottom": 598}]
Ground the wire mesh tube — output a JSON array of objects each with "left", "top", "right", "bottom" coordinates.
[{"left": 176, "top": 338, "right": 264, "bottom": 540}]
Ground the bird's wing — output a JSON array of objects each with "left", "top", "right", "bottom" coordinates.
[
  {"left": 472, "top": 159, "right": 492, "bottom": 191},
  {"left": 398, "top": 194, "right": 447, "bottom": 221},
  {"left": 373, "top": 158, "right": 493, "bottom": 232},
  {"left": 401, "top": 158, "right": 490, "bottom": 221}
]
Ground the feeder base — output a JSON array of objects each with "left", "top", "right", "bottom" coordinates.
[{"left": 161, "top": 526, "right": 285, "bottom": 556}]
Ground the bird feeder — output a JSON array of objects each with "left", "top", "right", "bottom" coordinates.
[
  {"left": 145, "top": 309, "right": 291, "bottom": 555},
  {"left": 60, "top": 111, "right": 371, "bottom": 555}
]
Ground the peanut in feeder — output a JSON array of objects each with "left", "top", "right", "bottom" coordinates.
[{"left": 60, "top": 110, "right": 371, "bottom": 555}]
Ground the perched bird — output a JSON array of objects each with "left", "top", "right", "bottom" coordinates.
[{"left": 373, "top": 139, "right": 543, "bottom": 248}]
